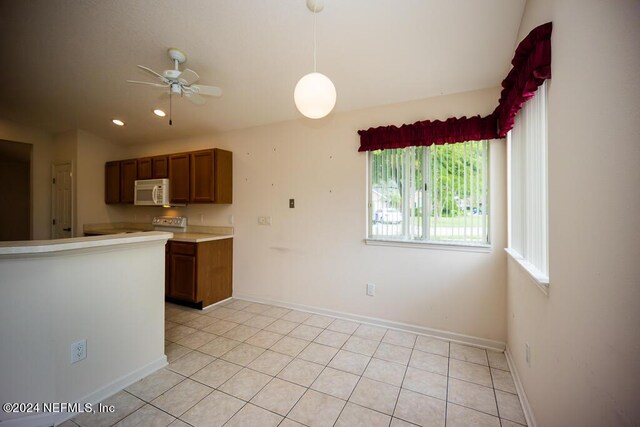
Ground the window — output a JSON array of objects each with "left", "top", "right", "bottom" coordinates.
[
  {"left": 507, "top": 81, "right": 549, "bottom": 285},
  {"left": 368, "top": 140, "right": 489, "bottom": 246}
]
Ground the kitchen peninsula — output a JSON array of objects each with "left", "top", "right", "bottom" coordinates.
[{"left": 0, "top": 232, "right": 170, "bottom": 426}]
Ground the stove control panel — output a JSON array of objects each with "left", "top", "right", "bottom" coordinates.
[{"left": 152, "top": 216, "right": 188, "bottom": 228}]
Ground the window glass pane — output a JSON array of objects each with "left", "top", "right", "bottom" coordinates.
[
  {"left": 370, "top": 148, "right": 405, "bottom": 239},
  {"left": 508, "top": 81, "right": 548, "bottom": 277},
  {"left": 428, "top": 142, "right": 488, "bottom": 244},
  {"left": 368, "top": 141, "right": 488, "bottom": 245}
]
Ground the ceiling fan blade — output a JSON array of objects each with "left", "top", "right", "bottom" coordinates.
[
  {"left": 179, "top": 68, "right": 200, "bottom": 85},
  {"left": 136, "top": 65, "right": 169, "bottom": 82},
  {"left": 127, "top": 80, "right": 169, "bottom": 88},
  {"left": 184, "top": 92, "right": 206, "bottom": 105},
  {"left": 191, "top": 84, "right": 222, "bottom": 97}
]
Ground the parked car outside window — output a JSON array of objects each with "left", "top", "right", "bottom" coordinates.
[{"left": 373, "top": 208, "right": 402, "bottom": 224}]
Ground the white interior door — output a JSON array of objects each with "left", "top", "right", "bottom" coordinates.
[{"left": 52, "top": 162, "right": 73, "bottom": 239}]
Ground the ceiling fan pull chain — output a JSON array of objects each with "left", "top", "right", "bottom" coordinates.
[{"left": 169, "top": 91, "right": 173, "bottom": 126}]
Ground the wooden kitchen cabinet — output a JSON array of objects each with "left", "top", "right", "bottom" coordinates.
[
  {"left": 138, "top": 156, "right": 168, "bottom": 180},
  {"left": 169, "top": 153, "right": 190, "bottom": 204},
  {"left": 120, "top": 159, "right": 137, "bottom": 204},
  {"left": 137, "top": 158, "right": 153, "bottom": 179},
  {"left": 168, "top": 243, "right": 197, "bottom": 302},
  {"left": 107, "top": 148, "right": 231, "bottom": 205},
  {"left": 190, "top": 149, "right": 215, "bottom": 203},
  {"left": 104, "top": 161, "right": 121, "bottom": 204},
  {"left": 190, "top": 148, "right": 233, "bottom": 204},
  {"left": 152, "top": 156, "right": 169, "bottom": 178},
  {"left": 165, "top": 238, "right": 233, "bottom": 309}
]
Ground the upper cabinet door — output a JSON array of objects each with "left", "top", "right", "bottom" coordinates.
[
  {"left": 120, "top": 159, "right": 138, "bottom": 204},
  {"left": 105, "top": 161, "right": 121, "bottom": 204},
  {"left": 190, "top": 149, "right": 215, "bottom": 203},
  {"left": 152, "top": 156, "right": 169, "bottom": 179},
  {"left": 213, "top": 148, "right": 233, "bottom": 204},
  {"left": 169, "top": 153, "right": 190, "bottom": 204},
  {"left": 137, "top": 158, "right": 152, "bottom": 180}
]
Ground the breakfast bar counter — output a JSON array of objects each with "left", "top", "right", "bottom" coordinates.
[{"left": 0, "top": 232, "right": 171, "bottom": 426}]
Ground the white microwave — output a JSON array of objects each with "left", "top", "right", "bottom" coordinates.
[{"left": 134, "top": 179, "right": 170, "bottom": 206}]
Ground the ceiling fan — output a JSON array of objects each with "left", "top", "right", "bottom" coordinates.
[{"left": 127, "top": 48, "right": 222, "bottom": 124}]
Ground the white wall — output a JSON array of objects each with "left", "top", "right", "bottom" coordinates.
[
  {"left": 506, "top": 1, "right": 640, "bottom": 425},
  {"left": 0, "top": 119, "right": 53, "bottom": 239},
  {"left": 76, "top": 130, "right": 128, "bottom": 232},
  {"left": 120, "top": 87, "right": 509, "bottom": 343}
]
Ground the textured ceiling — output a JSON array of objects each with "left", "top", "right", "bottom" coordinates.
[{"left": 0, "top": 0, "right": 525, "bottom": 144}]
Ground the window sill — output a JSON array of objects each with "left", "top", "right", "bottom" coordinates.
[
  {"left": 504, "top": 248, "right": 549, "bottom": 295},
  {"left": 365, "top": 238, "right": 491, "bottom": 253}
]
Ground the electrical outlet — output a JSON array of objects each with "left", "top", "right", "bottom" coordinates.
[
  {"left": 258, "top": 216, "right": 272, "bottom": 225},
  {"left": 525, "top": 342, "right": 531, "bottom": 366},
  {"left": 366, "top": 283, "right": 376, "bottom": 296},
  {"left": 71, "top": 339, "right": 87, "bottom": 364}
]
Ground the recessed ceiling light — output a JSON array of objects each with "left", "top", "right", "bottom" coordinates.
[
  {"left": 153, "top": 109, "right": 166, "bottom": 117},
  {"left": 112, "top": 119, "right": 125, "bottom": 126}
]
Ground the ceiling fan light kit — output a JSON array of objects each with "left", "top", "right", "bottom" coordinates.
[
  {"left": 126, "top": 48, "right": 222, "bottom": 125},
  {"left": 294, "top": 0, "right": 336, "bottom": 119}
]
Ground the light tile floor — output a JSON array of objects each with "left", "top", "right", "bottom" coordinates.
[{"left": 66, "top": 299, "right": 527, "bottom": 427}]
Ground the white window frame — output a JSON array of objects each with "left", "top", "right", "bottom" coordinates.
[
  {"left": 365, "top": 141, "right": 491, "bottom": 251},
  {"left": 506, "top": 81, "right": 550, "bottom": 291}
]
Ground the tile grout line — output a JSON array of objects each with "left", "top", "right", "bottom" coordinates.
[
  {"left": 444, "top": 343, "right": 451, "bottom": 427},
  {"left": 381, "top": 328, "right": 406, "bottom": 425},
  {"left": 328, "top": 330, "right": 384, "bottom": 426},
  {"left": 166, "top": 300, "right": 517, "bottom": 426}
]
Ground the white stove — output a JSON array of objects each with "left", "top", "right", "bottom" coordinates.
[{"left": 152, "top": 216, "right": 188, "bottom": 233}]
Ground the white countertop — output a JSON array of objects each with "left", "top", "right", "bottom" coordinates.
[
  {"left": 0, "top": 231, "right": 173, "bottom": 256},
  {"left": 82, "top": 224, "right": 233, "bottom": 243},
  {"left": 169, "top": 233, "right": 234, "bottom": 243}
]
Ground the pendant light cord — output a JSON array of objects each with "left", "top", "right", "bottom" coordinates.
[{"left": 313, "top": 5, "right": 317, "bottom": 72}]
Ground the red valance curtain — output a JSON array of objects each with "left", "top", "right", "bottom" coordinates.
[
  {"left": 357, "top": 114, "right": 498, "bottom": 152},
  {"left": 494, "top": 22, "right": 552, "bottom": 137},
  {"left": 358, "top": 22, "right": 552, "bottom": 152}
]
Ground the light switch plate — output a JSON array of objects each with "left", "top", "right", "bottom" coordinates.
[{"left": 367, "top": 283, "right": 376, "bottom": 296}]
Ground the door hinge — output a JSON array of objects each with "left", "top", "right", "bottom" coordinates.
[
  {"left": 52, "top": 178, "right": 56, "bottom": 184},
  {"left": 52, "top": 219, "right": 56, "bottom": 225}
]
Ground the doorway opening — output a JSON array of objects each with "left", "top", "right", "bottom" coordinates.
[
  {"left": 51, "top": 162, "right": 74, "bottom": 239},
  {"left": 0, "top": 140, "right": 32, "bottom": 241}
]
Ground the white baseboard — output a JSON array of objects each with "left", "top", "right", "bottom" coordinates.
[
  {"left": 233, "top": 293, "right": 505, "bottom": 351},
  {"left": 505, "top": 346, "right": 536, "bottom": 427},
  {"left": 0, "top": 356, "right": 167, "bottom": 427}
]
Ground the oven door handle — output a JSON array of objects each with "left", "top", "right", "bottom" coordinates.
[{"left": 152, "top": 186, "right": 159, "bottom": 205}]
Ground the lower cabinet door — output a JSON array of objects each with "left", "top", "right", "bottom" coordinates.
[{"left": 169, "top": 253, "right": 197, "bottom": 302}]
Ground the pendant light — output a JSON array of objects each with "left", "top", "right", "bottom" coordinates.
[{"left": 294, "top": 0, "right": 336, "bottom": 119}]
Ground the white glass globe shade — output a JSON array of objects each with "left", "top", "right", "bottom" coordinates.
[{"left": 294, "top": 72, "right": 336, "bottom": 119}]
